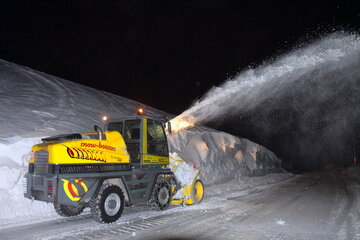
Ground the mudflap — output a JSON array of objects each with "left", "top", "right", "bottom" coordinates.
[{"left": 56, "top": 177, "right": 100, "bottom": 207}]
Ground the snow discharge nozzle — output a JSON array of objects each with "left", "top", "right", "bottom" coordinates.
[{"left": 169, "top": 116, "right": 195, "bottom": 133}]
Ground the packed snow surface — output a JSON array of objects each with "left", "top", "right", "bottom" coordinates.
[{"left": 0, "top": 59, "right": 282, "bottom": 223}]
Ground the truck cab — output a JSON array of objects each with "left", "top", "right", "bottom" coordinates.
[{"left": 105, "top": 116, "right": 169, "bottom": 166}]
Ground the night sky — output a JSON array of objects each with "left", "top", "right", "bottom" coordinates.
[{"left": 1, "top": 0, "right": 359, "bottom": 171}]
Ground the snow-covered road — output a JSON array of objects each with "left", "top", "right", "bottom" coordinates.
[{"left": 1, "top": 168, "right": 359, "bottom": 240}]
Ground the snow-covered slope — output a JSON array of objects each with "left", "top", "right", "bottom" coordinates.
[
  {"left": 0, "top": 59, "right": 168, "bottom": 138},
  {"left": 0, "top": 59, "right": 283, "bottom": 221}
]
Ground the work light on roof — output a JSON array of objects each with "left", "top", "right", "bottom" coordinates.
[{"left": 137, "top": 108, "right": 144, "bottom": 115}]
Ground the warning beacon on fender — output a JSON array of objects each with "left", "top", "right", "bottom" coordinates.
[{"left": 137, "top": 108, "right": 144, "bottom": 115}]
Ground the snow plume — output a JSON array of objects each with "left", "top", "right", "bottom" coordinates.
[{"left": 171, "top": 32, "right": 360, "bottom": 131}]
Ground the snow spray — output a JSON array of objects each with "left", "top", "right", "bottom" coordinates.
[
  {"left": 171, "top": 32, "right": 360, "bottom": 169},
  {"left": 171, "top": 32, "right": 360, "bottom": 132}
]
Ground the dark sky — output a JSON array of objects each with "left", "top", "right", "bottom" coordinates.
[
  {"left": 1, "top": 0, "right": 359, "bottom": 171},
  {"left": 1, "top": 0, "right": 358, "bottom": 115}
]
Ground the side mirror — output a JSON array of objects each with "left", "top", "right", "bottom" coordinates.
[{"left": 167, "top": 122, "right": 172, "bottom": 134}]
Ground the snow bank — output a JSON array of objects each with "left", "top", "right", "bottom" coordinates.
[
  {"left": 168, "top": 127, "right": 282, "bottom": 184},
  {"left": 0, "top": 59, "right": 168, "bottom": 139},
  {"left": 0, "top": 136, "right": 57, "bottom": 224}
]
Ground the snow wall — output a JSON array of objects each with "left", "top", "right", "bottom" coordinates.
[
  {"left": 0, "top": 59, "right": 282, "bottom": 220},
  {"left": 168, "top": 127, "right": 281, "bottom": 184}
]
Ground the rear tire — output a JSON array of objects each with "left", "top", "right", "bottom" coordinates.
[
  {"left": 148, "top": 179, "right": 171, "bottom": 210},
  {"left": 54, "top": 203, "right": 85, "bottom": 217},
  {"left": 90, "top": 184, "right": 125, "bottom": 223}
]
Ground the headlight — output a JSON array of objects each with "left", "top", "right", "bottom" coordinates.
[{"left": 29, "top": 151, "right": 35, "bottom": 161}]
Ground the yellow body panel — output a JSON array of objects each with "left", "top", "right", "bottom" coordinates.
[
  {"left": 142, "top": 119, "right": 147, "bottom": 155},
  {"left": 30, "top": 131, "right": 130, "bottom": 164},
  {"left": 142, "top": 154, "right": 169, "bottom": 165},
  {"left": 171, "top": 199, "right": 183, "bottom": 204}
]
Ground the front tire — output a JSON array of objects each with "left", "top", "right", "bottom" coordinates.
[
  {"left": 90, "top": 184, "right": 124, "bottom": 223},
  {"left": 148, "top": 179, "right": 171, "bottom": 211},
  {"left": 54, "top": 203, "right": 85, "bottom": 217}
]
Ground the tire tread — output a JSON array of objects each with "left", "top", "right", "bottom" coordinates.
[
  {"left": 54, "top": 203, "right": 85, "bottom": 217},
  {"left": 89, "top": 184, "right": 124, "bottom": 223},
  {"left": 148, "top": 179, "right": 171, "bottom": 211}
]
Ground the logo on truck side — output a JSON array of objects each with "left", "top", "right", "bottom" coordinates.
[
  {"left": 67, "top": 147, "right": 106, "bottom": 162},
  {"left": 80, "top": 142, "right": 116, "bottom": 151},
  {"left": 61, "top": 179, "right": 88, "bottom": 201}
]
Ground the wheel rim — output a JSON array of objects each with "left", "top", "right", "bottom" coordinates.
[
  {"left": 158, "top": 186, "right": 170, "bottom": 205},
  {"left": 194, "top": 181, "right": 204, "bottom": 203},
  {"left": 104, "top": 193, "right": 121, "bottom": 216}
]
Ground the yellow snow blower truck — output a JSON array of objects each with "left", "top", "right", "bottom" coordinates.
[{"left": 23, "top": 110, "right": 204, "bottom": 223}]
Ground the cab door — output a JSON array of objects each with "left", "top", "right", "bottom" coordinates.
[
  {"left": 123, "top": 119, "right": 141, "bottom": 163},
  {"left": 141, "top": 118, "right": 169, "bottom": 165}
]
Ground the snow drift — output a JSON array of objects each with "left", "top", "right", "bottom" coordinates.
[{"left": 0, "top": 59, "right": 282, "bottom": 221}]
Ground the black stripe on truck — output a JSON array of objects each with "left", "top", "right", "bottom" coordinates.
[{"left": 28, "top": 163, "right": 132, "bottom": 174}]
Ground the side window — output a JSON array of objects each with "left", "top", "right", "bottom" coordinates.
[
  {"left": 124, "top": 120, "right": 141, "bottom": 163},
  {"left": 107, "top": 122, "right": 123, "bottom": 135},
  {"left": 124, "top": 120, "right": 141, "bottom": 140},
  {"left": 147, "top": 120, "right": 168, "bottom": 157}
]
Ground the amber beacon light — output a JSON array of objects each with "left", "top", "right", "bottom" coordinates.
[{"left": 137, "top": 108, "right": 144, "bottom": 115}]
